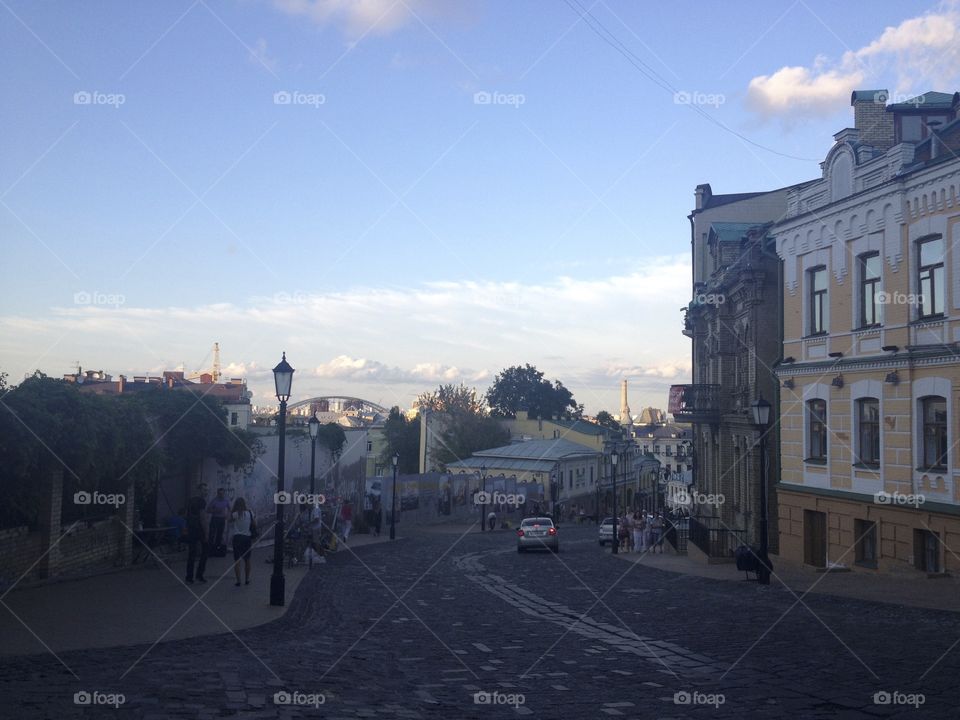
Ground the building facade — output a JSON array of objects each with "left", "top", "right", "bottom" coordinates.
[
  {"left": 774, "top": 90, "right": 960, "bottom": 574},
  {"left": 674, "top": 185, "right": 796, "bottom": 555}
]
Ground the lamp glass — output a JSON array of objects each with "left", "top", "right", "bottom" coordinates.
[
  {"left": 751, "top": 396, "right": 771, "bottom": 427},
  {"left": 308, "top": 416, "right": 320, "bottom": 438},
  {"left": 611, "top": 453, "right": 618, "bottom": 467},
  {"left": 272, "top": 352, "right": 295, "bottom": 401},
  {"left": 392, "top": 453, "right": 399, "bottom": 467}
]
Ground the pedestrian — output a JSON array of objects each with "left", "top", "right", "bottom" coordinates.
[
  {"left": 487, "top": 509, "right": 497, "bottom": 531},
  {"left": 184, "top": 496, "right": 208, "bottom": 584},
  {"left": 644, "top": 512, "right": 654, "bottom": 550},
  {"left": 374, "top": 503, "right": 383, "bottom": 537},
  {"left": 652, "top": 512, "right": 665, "bottom": 553},
  {"left": 578, "top": 507, "right": 585, "bottom": 525},
  {"left": 632, "top": 511, "right": 644, "bottom": 554},
  {"left": 230, "top": 497, "right": 255, "bottom": 586},
  {"left": 205, "top": 487, "right": 231, "bottom": 550},
  {"left": 340, "top": 501, "right": 353, "bottom": 542}
]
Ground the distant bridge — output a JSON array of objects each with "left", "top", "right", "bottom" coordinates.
[{"left": 287, "top": 396, "right": 389, "bottom": 414}]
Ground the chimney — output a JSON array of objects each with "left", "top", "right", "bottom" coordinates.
[
  {"left": 694, "top": 184, "right": 712, "bottom": 210},
  {"left": 118, "top": 375, "right": 125, "bottom": 393},
  {"left": 850, "top": 90, "right": 894, "bottom": 150}
]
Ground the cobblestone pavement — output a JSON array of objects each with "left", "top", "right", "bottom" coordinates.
[{"left": 1, "top": 524, "right": 958, "bottom": 718}]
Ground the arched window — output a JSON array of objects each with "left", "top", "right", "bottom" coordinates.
[{"left": 921, "top": 396, "right": 947, "bottom": 470}]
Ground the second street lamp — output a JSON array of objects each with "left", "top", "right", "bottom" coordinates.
[
  {"left": 390, "top": 452, "right": 399, "bottom": 540},
  {"left": 270, "top": 352, "right": 294, "bottom": 607},
  {"left": 308, "top": 416, "right": 319, "bottom": 496},
  {"left": 610, "top": 450, "right": 619, "bottom": 555},
  {"left": 751, "top": 395, "right": 773, "bottom": 585}
]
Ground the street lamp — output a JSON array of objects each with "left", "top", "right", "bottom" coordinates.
[
  {"left": 610, "top": 450, "right": 619, "bottom": 555},
  {"left": 480, "top": 464, "right": 487, "bottom": 532},
  {"left": 751, "top": 395, "right": 772, "bottom": 585},
  {"left": 390, "top": 452, "right": 399, "bottom": 540},
  {"left": 270, "top": 352, "right": 294, "bottom": 607},
  {"left": 308, "top": 416, "right": 319, "bottom": 495}
]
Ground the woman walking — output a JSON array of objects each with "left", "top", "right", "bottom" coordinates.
[
  {"left": 651, "top": 512, "right": 665, "bottom": 554},
  {"left": 230, "top": 497, "right": 255, "bottom": 586},
  {"left": 632, "top": 511, "right": 644, "bottom": 554},
  {"left": 185, "top": 496, "right": 208, "bottom": 584}
]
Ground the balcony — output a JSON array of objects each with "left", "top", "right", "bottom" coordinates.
[{"left": 668, "top": 384, "right": 721, "bottom": 424}]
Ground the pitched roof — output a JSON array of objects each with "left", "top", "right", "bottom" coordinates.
[
  {"left": 887, "top": 91, "right": 957, "bottom": 111},
  {"left": 474, "top": 438, "right": 599, "bottom": 460}
]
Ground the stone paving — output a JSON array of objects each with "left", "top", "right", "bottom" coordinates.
[{"left": 1, "top": 524, "right": 958, "bottom": 718}]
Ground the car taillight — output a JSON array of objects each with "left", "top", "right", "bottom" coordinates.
[
  {"left": 548, "top": 527, "right": 557, "bottom": 535},
  {"left": 517, "top": 529, "right": 524, "bottom": 537}
]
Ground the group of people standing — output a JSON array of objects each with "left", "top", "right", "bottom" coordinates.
[
  {"left": 618, "top": 511, "right": 666, "bottom": 553},
  {"left": 184, "top": 487, "right": 258, "bottom": 587}
]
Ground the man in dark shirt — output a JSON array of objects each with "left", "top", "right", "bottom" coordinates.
[{"left": 206, "top": 488, "right": 231, "bottom": 548}]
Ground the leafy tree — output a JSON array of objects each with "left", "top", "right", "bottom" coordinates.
[
  {"left": 418, "top": 383, "right": 509, "bottom": 465},
  {"left": 594, "top": 410, "right": 622, "bottom": 431},
  {"left": 380, "top": 407, "right": 420, "bottom": 474},
  {"left": 316, "top": 422, "right": 346, "bottom": 460},
  {"left": 485, "top": 364, "right": 581, "bottom": 420}
]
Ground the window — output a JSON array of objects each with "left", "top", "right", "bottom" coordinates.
[
  {"left": 366, "top": 440, "right": 373, "bottom": 452},
  {"left": 918, "top": 236, "right": 945, "bottom": 317},
  {"left": 807, "top": 399, "right": 827, "bottom": 461},
  {"left": 230, "top": 411, "right": 238, "bottom": 426},
  {"left": 859, "top": 253, "right": 881, "bottom": 328},
  {"left": 589, "top": 466, "right": 594, "bottom": 484},
  {"left": 914, "top": 529, "right": 940, "bottom": 573},
  {"left": 921, "top": 396, "right": 947, "bottom": 470},
  {"left": 855, "top": 520, "right": 877, "bottom": 566},
  {"left": 857, "top": 399, "right": 880, "bottom": 465},
  {"left": 809, "top": 266, "right": 827, "bottom": 334}
]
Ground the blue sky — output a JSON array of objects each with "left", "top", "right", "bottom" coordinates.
[{"left": 1, "top": 0, "right": 956, "bottom": 414}]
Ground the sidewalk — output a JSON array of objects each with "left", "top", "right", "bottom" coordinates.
[
  {"left": 0, "top": 532, "right": 393, "bottom": 657},
  {"left": 614, "top": 544, "right": 960, "bottom": 613}
]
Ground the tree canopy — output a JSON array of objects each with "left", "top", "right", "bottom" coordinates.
[
  {"left": 485, "top": 364, "right": 581, "bottom": 420},
  {"left": 380, "top": 407, "right": 420, "bottom": 474},
  {"left": 417, "top": 383, "right": 509, "bottom": 466},
  {"left": 594, "top": 410, "right": 622, "bottom": 431}
]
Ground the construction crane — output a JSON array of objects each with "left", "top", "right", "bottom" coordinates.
[{"left": 187, "top": 342, "right": 221, "bottom": 382}]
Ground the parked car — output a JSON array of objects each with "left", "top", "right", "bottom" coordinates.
[
  {"left": 598, "top": 517, "right": 615, "bottom": 546},
  {"left": 517, "top": 517, "right": 559, "bottom": 553}
]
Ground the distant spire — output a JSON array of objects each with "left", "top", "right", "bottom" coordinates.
[{"left": 620, "top": 379, "right": 632, "bottom": 426}]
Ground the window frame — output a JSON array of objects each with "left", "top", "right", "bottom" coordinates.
[
  {"left": 917, "top": 236, "right": 945, "bottom": 319},
  {"left": 808, "top": 265, "right": 828, "bottom": 336},
  {"left": 920, "top": 395, "right": 948, "bottom": 471},
  {"left": 858, "top": 252, "right": 881, "bottom": 329},
  {"left": 806, "top": 399, "right": 828, "bottom": 462},
  {"left": 855, "top": 398, "right": 880, "bottom": 467}
]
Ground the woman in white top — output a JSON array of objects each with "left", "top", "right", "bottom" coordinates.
[{"left": 230, "top": 497, "right": 254, "bottom": 586}]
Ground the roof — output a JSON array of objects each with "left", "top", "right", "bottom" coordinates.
[
  {"left": 708, "top": 222, "right": 762, "bottom": 243},
  {"left": 446, "top": 457, "right": 561, "bottom": 473},
  {"left": 475, "top": 438, "right": 599, "bottom": 460},
  {"left": 887, "top": 91, "right": 958, "bottom": 111},
  {"left": 543, "top": 418, "right": 608, "bottom": 437},
  {"left": 850, "top": 89, "right": 888, "bottom": 103},
  {"left": 700, "top": 191, "right": 766, "bottom": 210}
]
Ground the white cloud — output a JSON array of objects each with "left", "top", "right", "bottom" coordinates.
[
  {"left": 271, "top": 0, "right": 437, "bottom": 37},
  {"left": 747, "top": 1, "right": 960, "bottom": 117},
  {"left": 248, "top": 37, "right": 278, "bottom": 71}
]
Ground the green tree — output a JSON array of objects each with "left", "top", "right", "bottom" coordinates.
[
  {"left": 418, "top": 383, "right": 509, "bottom": 465},
  {"left": 380, "top": 407, "right": 420, "bottom": 474},
  {"left": 594, "top": 410, "right": 622, "bottom": 431},
  {"left": 485, "top": 364, "right": 581, "bottom": 420},
  {"left": 315, "top": 422, "right": 346, "bottom": 460}
]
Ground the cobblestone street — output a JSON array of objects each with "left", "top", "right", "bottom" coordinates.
[{"left": 2, "top": 524, "right": 958, "bottom": 718}]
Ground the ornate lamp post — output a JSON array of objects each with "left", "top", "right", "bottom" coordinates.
[
  {"left": 751, "top": 395, "right": 772, "bottom": 585},
  {"left": 270, "top": 352, "right": 294, "bottom": 607},
  {"left": 610, "top": 450, "right": 619, "bottom": 555},
  {"left": 480, "top": 464, "right": 487, "bottom": 532},
  {"left": 390, "top": 452, "right": 399, "bottom": 540},
  {"left": 308, "top": 416, "right": 319, "bottom": 496}
]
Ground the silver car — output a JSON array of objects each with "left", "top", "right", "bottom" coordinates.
[
  {"left": 517, "top": 517, "right": 559, "bottom": 553},
  {"left": 598, "top": 517, "right": 615, "bottom": 546}
]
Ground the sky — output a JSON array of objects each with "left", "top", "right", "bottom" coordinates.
[{"left": 1, "top": 0, "right": 958, "bottom": 415}]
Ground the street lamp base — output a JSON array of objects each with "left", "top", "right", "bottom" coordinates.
[{"left": 269, "top": 572, "right": 285, "bottom": 607}]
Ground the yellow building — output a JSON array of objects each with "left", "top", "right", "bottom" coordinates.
[{"left": 774, "top": 90, "right": 960, "bottom": 574}]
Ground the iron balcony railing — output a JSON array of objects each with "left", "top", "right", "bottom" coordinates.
[{"left": 668, "top": 384, "right": 722, "bottom": 424}]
